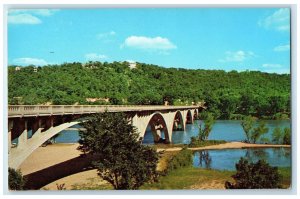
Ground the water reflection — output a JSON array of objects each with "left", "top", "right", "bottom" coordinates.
[
  {"left": 193, "top": 148, "right": 291, "bottom": 171},
  {"left": 198, "top": 151, "right": 212, "bottom": 169}
]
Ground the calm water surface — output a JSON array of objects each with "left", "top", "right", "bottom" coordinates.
[
  {"left": 24, "top": 120, "right": 290, "bottom": 171},
  {"left": 193, "top": 147, "right": 291, "bottom": 171},
  {"left": 146, "top": 120, "right": 290, "bottom": 144},
  {"left": 52, "top": 120, "right": 290, "bottom": 144}
]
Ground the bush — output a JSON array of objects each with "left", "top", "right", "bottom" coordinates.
[
  {"left": 8, "top": 167, "right": 26, "bottom": 190},
  {"left": 283, "top": 128, "right": 291, "bottom": 145},
  {"left": 166, "top": 148, "right": 193, "bottom": 172},
  {"left": 225, "top": 158, "right": 281, "bottom": 189}
]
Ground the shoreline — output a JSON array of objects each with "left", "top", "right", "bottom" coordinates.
[
  {"left": 157, "top": 142, "right": 291, "bottom": 152},
  {"left": 20, "top": 142, "right": 291, "bottom": 190}
]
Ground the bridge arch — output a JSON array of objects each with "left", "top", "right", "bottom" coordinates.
[
  {"left": 9, "top": 121, "right": 80, "bottom": 169},
  {"left": 186, "top": 110, "right": 193, "bottom": 124},
  {"left": 173, "top": 111, "right": 185, "bottom": 131},
  {"left": 141, "top": 112, "right": 170, "bottom": 144}
]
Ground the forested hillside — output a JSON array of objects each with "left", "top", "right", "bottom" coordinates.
[{"left": 8, "top": 61, "right": 290, "bottom": 119}]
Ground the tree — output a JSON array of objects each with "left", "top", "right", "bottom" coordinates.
[
  {"left": 225, "top": 158, "right": 281, "bottom": 189},
  {"left": 272, "top": 127, "right": 282, "bottom": 144},
  {"left": 251, "top": 121, "right": 269, "bottom": 144},
  {"left": 197, "top": 113, "right": 215, "bottom": 141},
  {"left": 283, "top": 127, "right": 291, "bottom": 145},
  {"left": 78, "top": 112, "right": 158, "bottom": 190},
  {"left": 8, "top": 167, "right": 26, "bottom": 190},
  {"left": 8, "top": 62, "right": 290, "bottom": 119},
  {"left": 241, "top": 116, "right": 256, "bottom": 143}
]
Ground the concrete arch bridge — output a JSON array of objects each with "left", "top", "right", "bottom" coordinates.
[{"left": 8, "top": 105, "right": 202, "bottom": 169}]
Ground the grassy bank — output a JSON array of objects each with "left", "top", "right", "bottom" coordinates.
[
  {"left": 142, "top": 167, "right": 291, "bottom": 190},
  {"left": 188, "top": 140, "right": 227, "bottom": 148}
]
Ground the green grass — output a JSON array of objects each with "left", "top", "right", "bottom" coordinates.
[
  {"left": 150, "top": 144, "right": 186, "bottom": 150},
  {"left": 278, "top": 167, "right": 291, "bottom": 188},
  {"left": 141, "top": 167, "right": 234, "bottom": 190},
  {"left": 188, "top": 140, "right": 227, "bottom": 148},
  {"left": 141, "top": 167, "right": 291, "bottom": 190}
]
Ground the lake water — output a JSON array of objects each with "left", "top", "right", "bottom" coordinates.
[
  {"left": 144, "top": 120, "right": 290, "bottom": 144},
  {"left": 193, "top": 147, "right": 291, "bottom": 171},
  {"left": 53, "top": 120, "right": 290, "bottom": 144}
]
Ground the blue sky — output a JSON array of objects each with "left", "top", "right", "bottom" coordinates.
[{"left": 8, "top": 8, "right": 290, "bottom": 74}]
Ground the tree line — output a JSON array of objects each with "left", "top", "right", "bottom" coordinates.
[{"left": 8, "top": 61, "right": 290, "bottom": 119}]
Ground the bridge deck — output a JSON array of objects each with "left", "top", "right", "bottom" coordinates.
[{"left": 8, "top": 105, "right": 201, "bottom": 118}]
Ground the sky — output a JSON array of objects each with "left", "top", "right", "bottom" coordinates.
[{"left": 7, "top": 8, "right": 291, "bottom": 74}]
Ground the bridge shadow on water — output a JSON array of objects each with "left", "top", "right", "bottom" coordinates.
[{"left": 24, "top": 153, "right": 100, "bottom": 190}]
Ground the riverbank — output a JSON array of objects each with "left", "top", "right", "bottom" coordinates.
[
  {"left": 157, "top": 142, "right": 291, "bottom": 152},
  {"left": 19, "top": 142, "right": 291, "bottom": 190},
  {"left": 141, "top": 167, "right": 291, "bottom": 190}
]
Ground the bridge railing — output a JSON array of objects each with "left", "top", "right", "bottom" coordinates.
[{"left": 8, "top": 105, "right": 201, "bottom": 118}]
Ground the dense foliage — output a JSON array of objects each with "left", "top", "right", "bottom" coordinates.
[
  {"left": 225, "top": 158, "right": 281, "bottom": 189},
  {"left": 78, "top": 112, "right": 159, "bottom": 190},
  {"left": 196, "top": 113, "right": 215, "bottom": 141},
  {"left": 166, "top": 148, "right": 193, "bottom": 172},
  {"left": 8, "top": 61, "right": 290, "bottom": 119},
  {"left": 241, "top": 116, "right": 269, "bottom": 144},
  {"left": 272, "top": 127, "right": 291, "bottom": 144},
  {"left": 8, "top": 167, "right": 26, "bottom": 190},
  {"left": 189, "top": 113, "right": 217, "bottom": 146}
]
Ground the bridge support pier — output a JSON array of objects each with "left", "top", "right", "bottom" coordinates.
[
  {"left": 8, "top": 120, "right": 13, "bottom": 153},
  {"left": 32, "top": 117, "right": 42, "bottom": 136},
  {"left": 18, "top": 120, "right": 28, "bottom": 149}
]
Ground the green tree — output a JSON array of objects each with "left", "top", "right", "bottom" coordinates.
[
  {"left": 272, "top": 127, "right": 282, "bottom": 144},
  {"left": 8, "top": 62, "right": 290, "bottom": 119},
  {"left": 241, "top": 116, "right": 256, "bottom": 143},
  {"left": 195, "top": 113, "right": 215, "bottom": 141},
  {"left": 78, "top": 112, "right": 158, "bottom": 190},
  {"left": 251, "top": 121, "right": 269, "bottom": 144},
  {"left": 283, "top": 127, "right": 291, "bottom": 145},
  {"left": 225, "top": 158, "right": 281, "bottom": 189},
  {"left": 8, "top": 168, "right": 26, "bottom": 190}
]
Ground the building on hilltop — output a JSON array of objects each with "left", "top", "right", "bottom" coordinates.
[{"left": 86, "top": 98, "right": 110, "bottom": 103}]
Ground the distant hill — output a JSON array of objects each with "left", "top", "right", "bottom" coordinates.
[{"left": 8, "top": 61, "right": 290, "bottom": 119}]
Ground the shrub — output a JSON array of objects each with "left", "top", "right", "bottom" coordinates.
[
  {"left": 283, "top": 128, "right": 291, "bottom": 145},
  {"left": 225, "top": 158, "right": 281, "bottom": 189},
  {"left": 166, "top": 148, "right": 193, "bottom": 172},
  {"left": 188, "top": 139, "right": 226, "bottom": 148},
  {"left": 8, "top": 167, "right": 26, "bottom": 190}
]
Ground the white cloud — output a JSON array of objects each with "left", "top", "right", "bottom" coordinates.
[
  {"left": 262, "top": 63, "right": 283, "bottom": 68},
  {"left": 273, "top": 44, "right": 290, "bottom": 52},
  {"left": 85, "top": 53, "right": 108, "bottom": 61},
  {"left": 218, "top": 50, "right": 255, "bottom": 62},
  {"left": 122, "top": 36, "right": 177, "bottom": 51},
  {"left": 13, "top": 57, "right": 49, "bottom": 66},
  {"left": 9, "top": 9, "right": 59, "bottom": 16},
  {"left": 8, "top": 13, "right": 41, "bottom": 24},
  {"left": 8, "top": 9, "right": 59, "bottom": 25},
  {"left": 258, "top": 8, "right": 290, "bottom": 31}
]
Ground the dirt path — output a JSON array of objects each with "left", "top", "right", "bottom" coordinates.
[
  {"left": 41, "top": 169, "right": 109, "bottom": 190},
  {"left": 20, "top": 143, "right": 81, "bottom": 176},
  {"left": 157, "top": 142, "right": 291, "bottom": 152}
]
